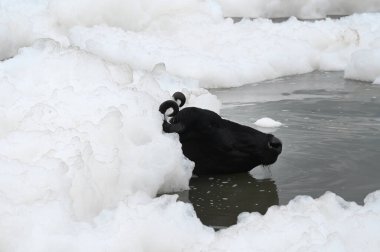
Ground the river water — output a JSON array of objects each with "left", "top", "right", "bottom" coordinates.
[{"left": 176, "top": 71, "right": 380, "bottom": 228}]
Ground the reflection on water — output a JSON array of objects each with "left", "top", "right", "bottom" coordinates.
[
  {"left": 174, "top": 71, "right": 380, "bottom": 228},
  {"left": 177, "top": 173, "right": 278, "bottom": 228},
  {"left": 213, "top": 72, "right": 380, "bottom": 205}
]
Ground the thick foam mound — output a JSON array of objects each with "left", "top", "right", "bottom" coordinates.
[
  {"left": 0, "top": 40, "right": 201, "bottom": 221},
  {"left": 206, "top": 191, "right": 380, "bottom": 251},
  {"left": 69, "top": 14, "right": 380, "bottom": 88},
  {"left": 1, "top": 1, "right": 380, "bottom": 87},
  {"left": 49, "top": 0, "right": 223, "bottom": 31},
  {"left": 1, "top": 185, "right": 379, "bottom": 251},
  {"left": 344, "top": 47, "right": 380, "bottom": 84}
]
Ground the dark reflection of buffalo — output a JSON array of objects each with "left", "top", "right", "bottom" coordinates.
[{"left": 177, "top": 173, "right": 279, "bottom": 228}]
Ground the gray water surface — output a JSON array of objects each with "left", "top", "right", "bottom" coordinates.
[{"left": 178, "top": 71, "right": 380, "bottom": 228}]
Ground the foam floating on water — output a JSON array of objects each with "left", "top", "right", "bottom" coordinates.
[{"left": 254, "top": 117, "right": 283, "bottom": 127}]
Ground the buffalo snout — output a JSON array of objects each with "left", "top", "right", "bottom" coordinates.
[{"left": 268, "top": 135, "right": 282, "bottom": 154}]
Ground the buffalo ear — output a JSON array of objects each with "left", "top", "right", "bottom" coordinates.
[
  {"left": 163, "top": 120, "right": 185, "bottom": 133},
  {"left": 172, "top": 92, "right": 186, "bottom": 107},
  {"left": 159, "top": 100, "right": 179, "bottom": 117}
]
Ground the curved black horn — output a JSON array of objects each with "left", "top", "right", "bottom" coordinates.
[
  {"left": 172, "top": 92, "right": 186, "bottom": 107},
  {"left": 159, "top": 100, "right": 179, "bottom": 117}
]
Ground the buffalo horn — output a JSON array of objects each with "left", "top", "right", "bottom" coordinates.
[
  {"left": 172, "top": 92, "right": 186, "bottom": 107},
  {"left": 159, "top": 100, "right": 179, "bottom": 117}
]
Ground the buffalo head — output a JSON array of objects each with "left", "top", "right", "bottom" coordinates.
[{"left": 159, "top": 92, "right": 282, "bottom": 175}]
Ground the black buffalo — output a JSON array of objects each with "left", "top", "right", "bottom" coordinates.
[{"left": 159, "top": 92, "right": 282, "bottom": 175}]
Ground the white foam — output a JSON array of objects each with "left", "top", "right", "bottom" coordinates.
[
  {"left": 49, "top": 0, "right": 223, "bottom": 31},
  {"left": 1, "top": 1, "right": 380, "bottom": 87},
  {"left": 0, "top": 40, "right": 200, "bottom": 220},
  {"left": 254, "top": 117, "right": 283, "bottom": 127},
  {"left": 344, "top": 48, "right": 380, "bottom": 84},
  {"left": 207, "top": 191, "right": 380, "bottom": 252},
  {"left": 68, "top": 14, "right": 380, "bottom": 87}
]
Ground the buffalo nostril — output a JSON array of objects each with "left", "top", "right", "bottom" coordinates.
[{"left": 268, "top": 136, "right": 282, "bottom": 153}]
